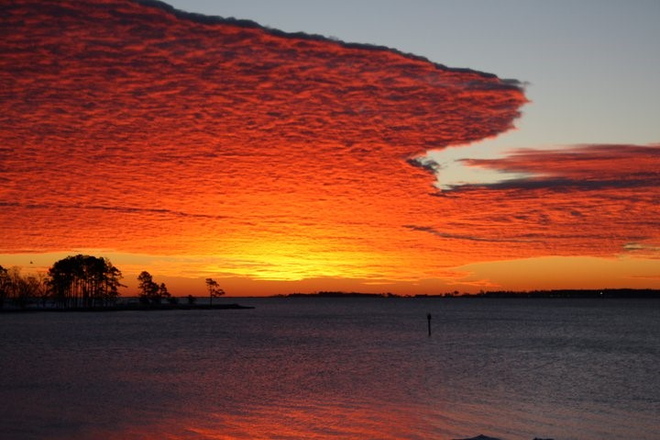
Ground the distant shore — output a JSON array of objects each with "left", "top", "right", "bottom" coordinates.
[
  {"left": 0, "top": 303, "right": 255, "bottom": 313},
  {"left": 276, "top": 288, "right": 660, "bottom": 299}
]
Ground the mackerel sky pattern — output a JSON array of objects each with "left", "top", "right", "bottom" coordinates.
[{"left": 2, "top": 0, "right": 655, "bottom": 282}]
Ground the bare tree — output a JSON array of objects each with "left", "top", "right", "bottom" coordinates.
[
  {"left": 27, "top": 273, "right": 49, "bottom": 308},
  {"left": 205, "top": 278, "right": 225, "bottom": 306},
  {"left": 8, "top": 267, "right": 30, "bottom": 308}
]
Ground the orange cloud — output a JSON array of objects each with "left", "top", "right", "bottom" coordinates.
[
  {"left": 1, "top": 2, "right": 658, "bottom": 292},
  {"left": 419, "top": 144, "right": 660, "bottom": 262},
  {"left": 14, "top": 3, "right": 658, "bottom": 288},
  {"left": 0, "top": 0, "right": 527, "bottom": 283}
]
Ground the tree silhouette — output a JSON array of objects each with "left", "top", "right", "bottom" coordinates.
[
  {"left": 104, "top": 261, "right": 123, "bottom": 305},
  {"left": 137, "top": 272, "right": 172, "bottom": 305},
  {"left": 48, "top": 255, "right": 124, "bottom": 308},
  {"left": 137, "top": 271, "right": 159, "bottom": 304},
  {"left": 0, "top": 265, "right": 9, "bottom": 309},
  {"left": 0, "top": 265, "right": 49, "bottom": 309},
  {"left": 26, "top": 272, "right": 49, "bottom": 308},
  {"left": 160, "top": 282, "right": 176, "bottom": 304},
  {"left": 205, "top": 278, "right": 225, "bottom": 306},
  {"left": 8, "top": 267, "right": 31, "bottom": 309},
  {"left": 159, "top": 282, "right": 170, "bottom": 300}
]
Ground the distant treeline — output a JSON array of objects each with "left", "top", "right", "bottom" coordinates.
[
  {"left": 465, "top": 288, "right": 660, "bottom": 299},
  {"left": 279, "top": 289, "right": 660, "bottom": 299},
  {"left": 282, "top": 291, "right": 398, "bottom": 298},
  {"left": 0, "top": 254, "right": 227, "bottom": 311},
  {"left": 0, "top": 255, "right": 122, "bottom": 310}
]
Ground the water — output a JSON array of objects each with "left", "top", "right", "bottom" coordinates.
[{"left": 1, "top": 298, "right": 658, "bottom": 440}]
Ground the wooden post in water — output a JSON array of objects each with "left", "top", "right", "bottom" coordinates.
[{"left": 427, "top": 313, "right": 432, "bottom": 337}]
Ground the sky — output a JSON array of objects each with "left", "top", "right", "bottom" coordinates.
[{"left": 1, "top": 0, "right": 659, "bottom": 296}]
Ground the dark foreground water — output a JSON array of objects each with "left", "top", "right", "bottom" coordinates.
[{"left": 1, "top": 298, "right": 658, "bottom": 440}]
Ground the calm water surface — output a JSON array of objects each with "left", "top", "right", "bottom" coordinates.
[{"left": 1, "top": 298, "right": 658, "bottom": 440}]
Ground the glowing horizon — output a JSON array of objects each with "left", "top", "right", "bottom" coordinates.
[{"left": 1, "top": 0, "right": 659, "bottom": 296}]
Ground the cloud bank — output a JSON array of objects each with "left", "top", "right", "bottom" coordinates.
[
  {"left": 6, "top": 1, "right": 655, "bottom": 283},
  {"left": 416, "top": 144, "right": 660, "bottom": 262}
]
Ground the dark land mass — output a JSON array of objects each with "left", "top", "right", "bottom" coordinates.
[
  {"left": 277, "top": 289, "right": 660, "bottom": 299},
  {"left": 280, "top": 291, "right": 399, "bottom": 299},
  {"left": 0, "top": 303, "right": 254, "bottom": 313}
]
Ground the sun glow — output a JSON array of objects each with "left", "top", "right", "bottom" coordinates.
[{"left": 1, "top": 1, "right": 659, "bottom": 294}]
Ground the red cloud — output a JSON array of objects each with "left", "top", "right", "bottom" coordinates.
[
  {"left": 2, "top": 0, "right": 530, "bottom": 280},
  {"left": 413, "top": 145, "right": 660, "bottom": 262},
  {"left": 462, "top": 144, "right": 660, "bottom": 185}
]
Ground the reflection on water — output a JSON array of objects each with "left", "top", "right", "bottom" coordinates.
[{"left": 1, "top": 298, "right": 659, "bottom": 440}]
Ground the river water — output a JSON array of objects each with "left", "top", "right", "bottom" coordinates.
[{"left": 1, "top": 298, "right": 658, "bottom": 439}]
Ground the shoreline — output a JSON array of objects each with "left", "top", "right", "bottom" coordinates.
[{"left": 0, "top": 303, "right": 255, "bottom": 313}]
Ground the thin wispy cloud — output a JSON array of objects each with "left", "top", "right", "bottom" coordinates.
[
  {"left": 456, "top": 144, "right": 660, "bottom": 191},
  {"left": 417, "top": 144, "right": 660, "bottom": 262}
]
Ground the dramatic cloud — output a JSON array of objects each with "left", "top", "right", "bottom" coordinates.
[
  {"left": 11, "top": 2, "right": 657, "bottom": 285},
  {"left": 419, "top": 144, "right": 660, "bottom": 261},
  {"left": 0, "top": 0, "right": 527, "bottom": 282},
  {"left": 458, "top": 144, "right": 660, "bottom": 191}
]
